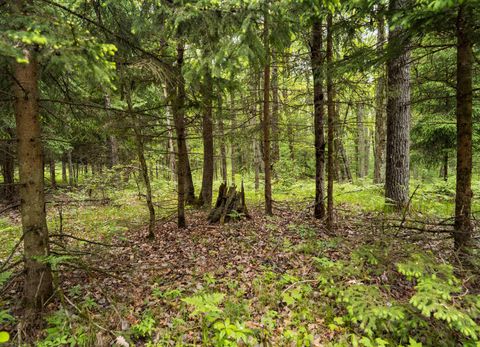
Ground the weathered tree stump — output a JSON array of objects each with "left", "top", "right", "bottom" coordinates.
[{"left": 208, "top": 182, "right": 250, "bottom": 224}]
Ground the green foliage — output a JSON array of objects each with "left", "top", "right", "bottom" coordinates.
[
  {"left": 316, "top": 247, "right": 480, "bottom": 346},
  {"left": 131, "top": 311, "right": 156, "bottom": 339},
  {"left": 37, "top": 309, "right": 93, "bottom": 347}
]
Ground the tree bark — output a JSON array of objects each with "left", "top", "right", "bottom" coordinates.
[
  {"left": 61, "top": 154, "right": 67, "bottom": 184},
  {"left": 1, "top": 128, "right": 15, "bottom": 202},
  {"left": 454, "top": 3, "right": 473, "bottom": 254},
  {"left": 311, "top": 17, "right": 326, "bottom": 219},
  {"left": 125, "top": 80, "right": 155, "bottom": 239},
  {"left": 67, "top": 150, "right": 74, "bottom": 186},
  {"left": 263, "top": 2, "right": 273, "bottom": 216},
  {"left": 199, "top": 68, "right": 214, "bottom": 208},
  {"left": 49, "top": 156, "right": 56, "bottom": 189},
  {"left": 326, "top": 14, "right": 334, "bottom": 231},
  {"left": 218, "top": 97, "right": 228, "bottom": 183},
  {"left": 356, "top": 105, "right": 366, "bottom": 178},
  {"left": 271, "top": 53, "right": 280, "bottom": 167},
  {"left": 171, "top": 43, "right": 187, "bottom": 228},
  {"left": 385, "top": 0, "right": 411, "bottom": 208},
  {"left": 230, "top": 94, "right": 236, "bottom": 185},
  {"left": 374, "top": 12, "right": 387, "bottom": 184},
  {"left": 163, "top": 85, "right": 177, "bottom": 180},
  {"left": 13, "top": 45, "right": 53, "bottom": 311}
]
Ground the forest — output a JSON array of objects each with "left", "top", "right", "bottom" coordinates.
[{"left": 0, "top": 0, "right": 480, "bottom": 345}]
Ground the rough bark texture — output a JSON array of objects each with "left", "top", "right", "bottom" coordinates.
[
  {"left": 326, "top": 14, "right": 334, "bottom": 231},
  {"left": 385, "top": 0, "right": 411, "bottom": 208},
  {"left": 67, "top": 150, "right": 74, "bottom": 186},
  {"left": 171, "top": 43, "right": 187, "bottom": 228},
  {"left": 49, "top": 157, "right": 57, "bottom": 189},
  {"left": 263, "top": 4, "right": 273, "bottom": 216},
  {"left": 13, "top": 46, "right": 53, "bottom": 311},
  {"left": 199, "top": 69, "right": 214, "bottom": 208},
  {"left": 454, "top": 3, "right": 473, "bottom": 254},
  {"left": 374, "top": 13, "right": 387, "bottom": 184},
  {"left": 163, "top": 85, "right": 177, "bottom": 180},
  {"left": 356, "top": 105, "right": 367, "bottom": 178},
  {"left": 271, "top": 53, "right": 280, "bottom": 167},
  {"left": 311, "top": 18, "right": 326, "bottom": 219},
  {"left": 218, "top": 100, "right": 228, "bottom": 183},
  {"left": 230, "top": 94, "right": 236, "bottom": 185},
  {"left": 1, "top": 128, "right": 15, "bottom": 202}
]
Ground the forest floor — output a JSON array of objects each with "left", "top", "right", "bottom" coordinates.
[{"left": 1, "top": 180, "right": 479, "bottom": 346}]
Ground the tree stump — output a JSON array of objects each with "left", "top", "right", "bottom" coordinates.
[{"left": 208, "top": 182, "right": 250, "bottom": 224}]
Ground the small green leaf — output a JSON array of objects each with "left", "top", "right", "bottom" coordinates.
[{"left": 0, "top": 331, "right": 10, "bottom": 344}]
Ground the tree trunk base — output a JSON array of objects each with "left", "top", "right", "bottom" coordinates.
[{"left": 208, "top": 182, "right": 250, "bottom": 224}]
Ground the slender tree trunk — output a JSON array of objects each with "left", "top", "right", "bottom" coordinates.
[
  {"left": 443, "top": 152, "right": 448, "bottom": 182},
  {"left": 185, "top": 148, "right": 196, "bottom": 204},
  {"left": 374, "top": 12, "right": 387, "bottom": 184},
  {"left": 454, "top": 3, "right": 473, "bottom": 254},
  {"left": 1, "top": 129, "right": 15, "bottom": 202},
  {"left": 230, "top": 94, "right": 236, "bottom": 185},
  {"left": 199, "top": 68, "right": 214, "bottom": 208},
  {"left": 311, "top": 18, "right": 326, "bottom": 219},
  {"left": 326, "top": 14, "right": 334, "bottom": 230},
  {"left": 49, "top": 157, "right": 56, "bottom": 189},
  {"left": 125, "top": 80, "right": 155, "bottom": 239},
  {"left": 171, "top": 43, "right": 187, "bottom": 228},
  {"left": 62, "top": 155, "right": 67, "bottom": 184},
  {"left": 13, "top": 45, "right": 53, "bottom": 311},
  {"left": 385, "top": 0, "right": 411, "bottom": 208},
  {"left": 263, "top": 2, "right": 273, "bottom": 216},
  {"left": 218, "top": 98, "right": 228, "bottom": 183},
  {"left": 356, "top": 105, "right": 366, "bottom": 178},
  {"left": 67, "top": 150, "right": 74, "bottom": 186},
  {"left": 271, "top": 53, "right": 280, "bottom": 167},
  {"left": 163, "top": 85, "right": 177, "bottom": 180}
]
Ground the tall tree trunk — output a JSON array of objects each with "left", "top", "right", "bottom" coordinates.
[
  {"left": 1, "top": 128, "right": 15, "bottom": 202},
  {"left": 374, "top": 12, "right": 387, "bottom": 184},
  {"left": 49, "top": 156, "right": 57, "bottom": 189},
  {"left": 356, "top": 105, "right": 366, "bottom": 178},
  {"left": 364, "top": 128, "right": 370, "bottom": 177},
  {"left": 61, "top": 154, "right": 67, "bottom": 184},
  {"left": 104, "top": 95, "right": 119, "bottom": 169},
  {"left": 443, "top": 152, "right": 448, "bottom": 182},
  {"left": 218, "top": 97, "right": 228, "bottom": 183},
  {"left": 13, "top": 45, "right": 53, "bottom": 311},
  {"left": 67, "top": 150, "right": 74, "bottom": 186},
  {"left": 263, "top": 2, "right": 273, "bottom": 215},
  {"left": 163, "top": 85, "right": 177, "bottom": 180},
  {"left": 326, "top": 14, "right": 335, "bottom": 231},
  {"left": 199, "top": 68, "right": 214, "bottom": 207},
  {"left": 385, "top": 0, "right": 411, "bottom": 208},
  {"left": 230, "top": 94, "right": 236, "bottom": 185},
  {"left": 454, "top": 3, "right": 473, "bottom": 254},
  {"left": 125, "top": 81, "right": 155, "bottom": 239},
  {"left": 311, "top": 18, "right": 326, "bottom": 219},
  {"left": 185, "top": 146, "right": 196, "bottom": 204},
  {"left": 271, "top": 53, "right": 280, "bottom": 167},
  {"left": 171, "top": 43, "right": 187, "bottom": 228}
]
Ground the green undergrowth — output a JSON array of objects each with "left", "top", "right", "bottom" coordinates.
[{"left": 33, "top": 220, "right": 480, "bottom": 347}]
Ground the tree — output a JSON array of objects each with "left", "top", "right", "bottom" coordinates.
[
  {"left": 454, "top": 2, "right": 474, "bottom": 254},
  {"left": 263, "top": 1, "right": 273, "bottom": 216},
  {"left": 374, "top": 10, "right": 386, "bottom": 184},
  {"left": 385, "top": 0, "right": 412, "bottom": 209},
  {"left": 13, "top": 43, "right": 53, "bottom": 311},
  {"left": 199, "top": 68, "right": 214, "bottom": 208},
  {"left": 310, "top": 17, "right": 326, "bottom": 219},
  {"left": 326, "top": 13, "right": 334, "bottom": 230}
]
